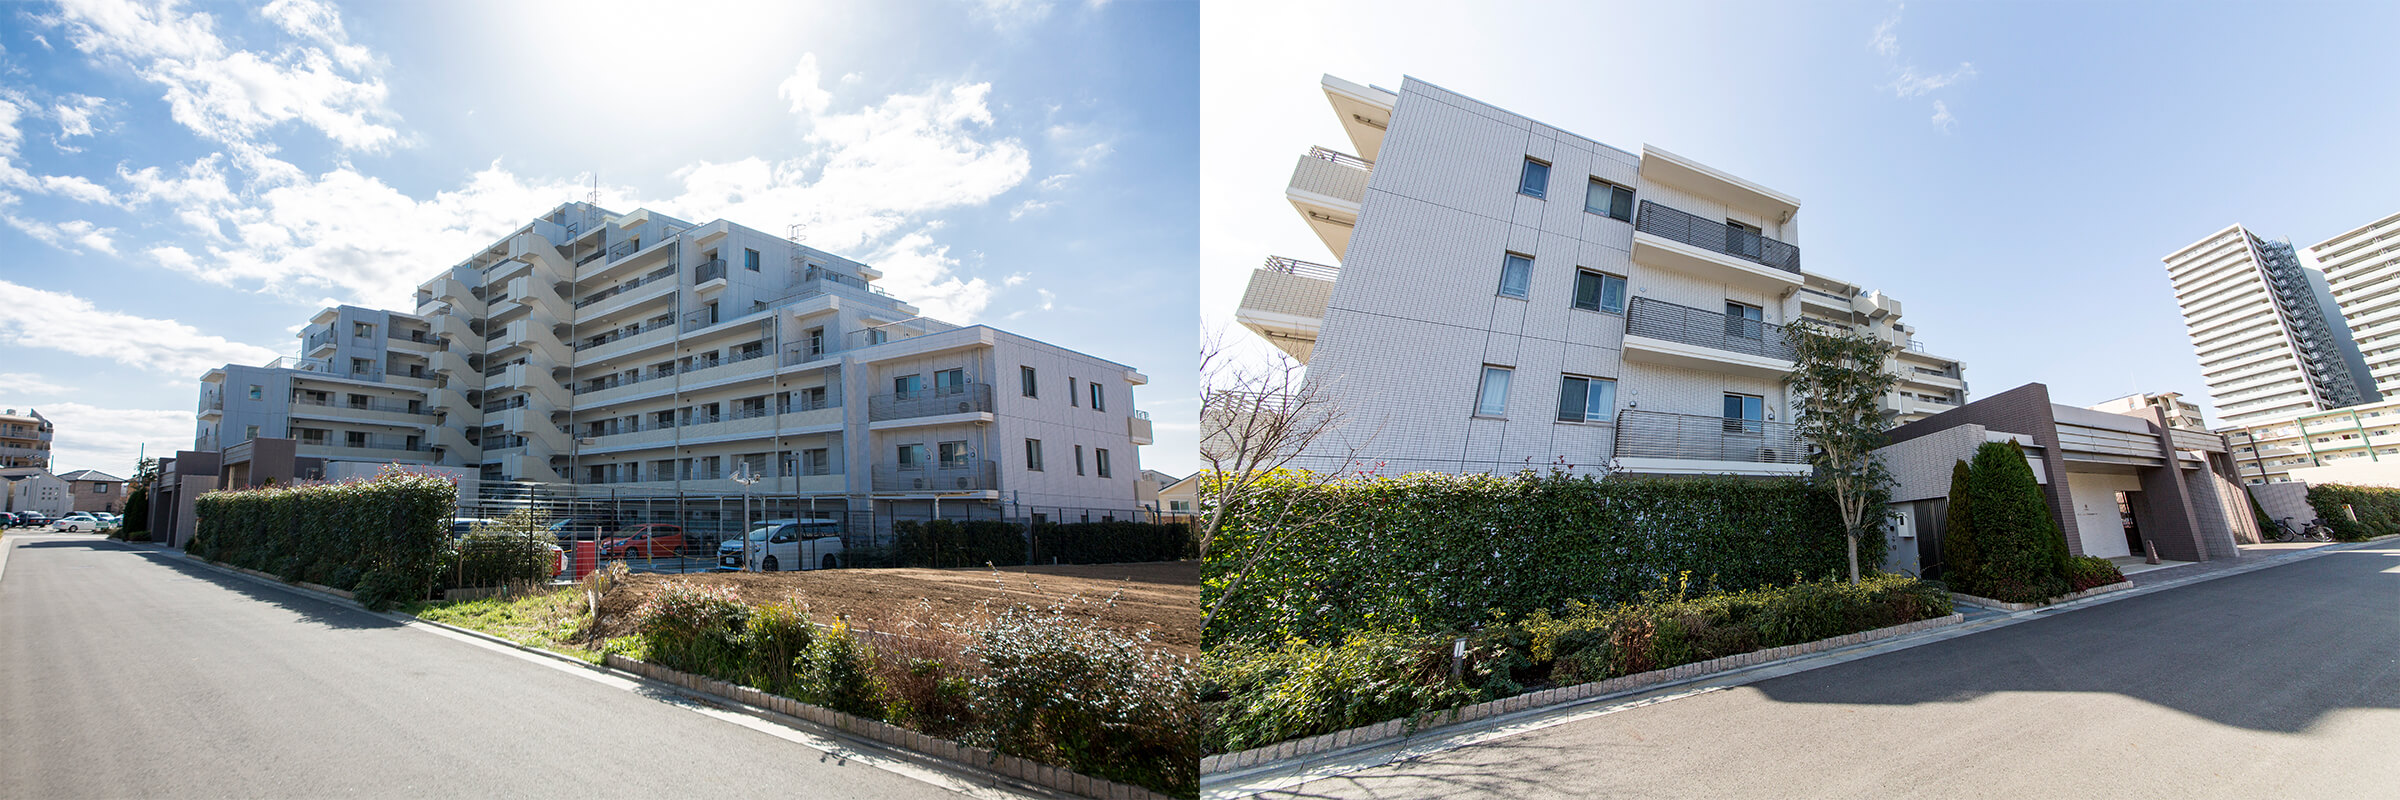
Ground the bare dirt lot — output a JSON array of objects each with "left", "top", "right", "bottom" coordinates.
[{"left": 608, "top": 561, "right": 1199, "bottom": 658}]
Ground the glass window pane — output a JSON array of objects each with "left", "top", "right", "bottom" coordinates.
[
  {"left": 1584, "top": 180, "right": 1608, "bottom": 215},
  {"left": 1587, "top": 379, "right": 1617, "bottom": 422},
  {"left": 1724, "top": 394, "right": 1744, "bottom": 419},
  {"left": 1478, "top": 367, "right": 1512, "bottom": 416},
  {"left": 1601, "top": 274, "right": 1627, "bottom": 313},
  {"left": 1520, "top": 159, "right": 1549, "bottom": 198},
  {"left": 1574, "top": 272, "right": 1600, "bottom": 311},
  {"left": 1558, "top": 377, "right": 1587, "bottom": 421},
  {"left": 1610, "top": 186, "right": 1635, "bottom": 221},
  {"left": 1499, "top": 254, "right": 1532, "bottom": 298}
]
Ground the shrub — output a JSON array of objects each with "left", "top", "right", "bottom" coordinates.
[
  {"left": 741, "top": 601, "right": 815, "bottom": 697},
  {"left": 1940, "top": 459, "right": 1977, "bottom": 584},
  {"left": 186, "top": 467, "right": 456, "bottom": 610},
  {"left": 1202, "top": 630, "right": 1480, "bottom": 755},
  {"left": 120, "top": 484, "right": 149, "bottom": 535},
  {"left": 1955, "top": 442, "right": 2070, "bottom": 602},
  {"left": 635, "top": 582, "right": 751, "bottom": 678},
  {"left": 800, "top": 619, "right": 885, "bottom": 720},
  {"left": 444, "top": 513, "right": 561, "bottom": 591},
  {"left": 1203, "top": 470, "right": 1874, "bottom": 646},
  {"left": 2304, "top": 483, "right": 2400, "bottom": 542},
  {"left": 2066, "top": 555, "right": 2126, "bottom": 592},
  {"left": 882, "top": 654, "right": 977, "bottom": 740},
  {"left": 964, "top": 606, "right": 1198, "bottom": 797}
]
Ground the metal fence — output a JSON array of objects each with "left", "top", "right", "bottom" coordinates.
[
  {"left": 1625, "top": 296, "right": 1798, "bottom": 362},
  {"left": 1633, "top": 200, "right": 1802, "bottom": 273},
  {"left": 1612, "top": 409, "right": 1809, "bottom": 466}
]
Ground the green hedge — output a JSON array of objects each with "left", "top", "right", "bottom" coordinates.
[
  {"left": 186, "top": 468, "right": 457, "bottom": 610},
  {"left": 2304, "top": 484, "right": 2400, "bottom": 542},
  {"left": 1202, "top": 574, "right": 1951, "bottom": 753},
  {"left": 1202, "top": 470, "right": 1879, "bottom": 646},
  {"left": 1945, "top": 441, "right": 2070, "bottom": 603},
  {"left": 890, "top": 519, "right": 1194, "bottom": 568}
]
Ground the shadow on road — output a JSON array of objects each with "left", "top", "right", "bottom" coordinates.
[
  {"left": 1741, "top": 546, "right": 2400, "bottom": 734},
  {"left": 20, "top": 538, "right": 404, "bottom": 632}
]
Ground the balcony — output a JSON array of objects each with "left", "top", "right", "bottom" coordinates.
[
  {"left": 872, "top": 460, "right": 997, "bottom": 493},
  {"left": 868, "top": 383, "right": 995, "bottom": 423},
  {"left": 1611, "top": 410, "right": 1809, "bottom": 476},
  {"left": 1129, "top": 410, "right": 1154, "bottom": 445},
  {"left": 1287, "top": 146, "right": 1370, "bottom": 260},
  {"left": 1620, "top": 297, "right": 1798, "bottom": 381},
  {"left": 305, "top": 329, "right": 336, "bottom": 353},
  {"left": 694, "top": 258, "right": 727, "bottom": 290},
  {"left": 1630, "top": 201, "right": 1803, "bottom": 292},
  {"left": 1236, "top": 256, "right": 1337, "bottom": 364},
  {"left": 289, "top": 396, "right": 432, "bottom": 425}
]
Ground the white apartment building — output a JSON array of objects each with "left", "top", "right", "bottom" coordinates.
[
  {"left": 2310, "top": 211, "right": 2400, "bottom": 397},
  {"left": 0, "top": 408, "right": 53, "bottom": 470},
  {"left": 194, "top": 203, "right": 1152, "bottom": 523},
  {"left": 2087, "top": 391, "right": 2209, "bottom": 432},
  {"left": 1234, "top": 75, "right": 1963, "bottom": 477},
  {"left": 2163, "top": 224, "right": 2374, "bottom": 426}
]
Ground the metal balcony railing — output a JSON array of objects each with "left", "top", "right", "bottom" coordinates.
[
  {"left": 694, "top": 258, "right": 726, "bottom": 284},
  {"left": 1306, "top": 145, "right": 1373, "bottom": 170},
  {"left": 305, "top": 329, "right": 336, "bottom": 350},
  {"left": 1624, "top": 297, "right": 1798, "bottom": 362},
  {"left": 292, "top": 396, "right": 423, "bottom": 415},
  {"left": 868, "top": 383, "right": 994, "bottom": 421},
  {"left": 1613, "top": 409, "right": 1808, "bottom": 466},
  {"left": 1263, "top": 255, "right": 1340, "bottom": 281},
  {"left": 1633, "top": 200, "right": 1802, "bottom": 274},
  {"left": 872, "top": 459, "right": 997, "bottom": 492},
  {"left": 802, "top": 265, "right": 891, "bottom": 296}
]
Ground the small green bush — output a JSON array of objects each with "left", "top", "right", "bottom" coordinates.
[
  {"left": 2066, "top": 555, "right": 2126, "bottom": 593},
  {"left": 2304, "top": 483, "right": 2400, "bottom": 542},
  {"left": 635, "top": 582, "right": 751, "bottom": 678},
  {"left": 964, "top": 606, "right": 1197, "bottom": 797},
  {"left": 801, "top": 620, "right": 885, "bottom": 720},
  {"left": 1202, "top": 630, "right": 1480, "bottom": 755},
  {"left": 445, "top": 516, "right": 559, "bottom": 590},
  {"left": 741, "top": 601, "right": 815, "bottom": 697}
]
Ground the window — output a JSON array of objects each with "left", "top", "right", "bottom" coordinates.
[
  {"left": 801, "top": 448, "right": 830, "bottom": 475},
  {"left": 1074, "top": 445, "right": 1086, "bottom": 476},
  {"left": 1169, "top": 500, "right": 1192, "bottom": 513},
  {"left": 894, "top": 374, "right": 923, "bottom": 400},
  {"left": 244, "top": 425, "right": 259, "bottom": 441},
  {"left": 1557, "top": 376, "right": 1618, "bottom": 423},
  {"left": 1498, "top": 253, "right": 1533, "bottom": 299},
  {"left": 806, "top": 327, "right": 825, "bottom": 357},
  {"left": 353, "top": 322, "right": 374, "bottom": 338},
  {"left": 796, "top": 386, "right": 828, "bottom": 411},
  {"left": 1088, "top": 381, "right": 1106, "bottom": 411},
  {"left": 936, "top": 368, "right": 965, "bottom": 394},
  {"left": 1070, "top": 377, "right": 1080, "bottom": 407},
  {"left": 1025, "top": 439, "right": 1044, "bottom": 471},
  {"left": 1095, "top": 448, "right": 1111, "bottom": 478},
  {"left": 1725, "top": 219, "right": 1764, "bottom": 259},
  {"left": 94, "top": 484, "right": 110, "bottom": 494},
  {"left": 1475, "top": 366, "right": 1513, "bottom": 417},
  {"left": 1725, "top": 302, "right": 1764, "bottom": 340},
  {"left": 1021, "top": 366, "right": 1039, "bottom": 397},
  {"left": 897, "top": 443, "right": 927, "bottom": 470},
  {"left": 347, "top": 431, "right": 368, "bottom": 447},
  {"left": 1585, "top": 179, "right": 1635, "bottom": 221},
  {"left": 939, "top": 441, "right": 971, "bottom": 469},
  {"left": 744, "top": 248, "right": 760, "bottom": 271},
  {"left": 248, "top": 385, "right": 262, "bottom": 400},
  {"left": 1723, "top": 393, "right": 1766, "bottom": 434},
  {"left": 1519, "top": 158, "right": 1550, "bottom": 198},
  {"left": 1574, "top": 270, "right": 1627, "bottom": 314}
]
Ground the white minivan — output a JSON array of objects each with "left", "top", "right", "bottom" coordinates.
[{"left": 718, "top": 518, "right": 845, "bottom": 572}]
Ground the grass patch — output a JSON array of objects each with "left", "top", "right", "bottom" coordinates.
[{"left": 411, "top": 588, "right": 641, "bottom": 665}]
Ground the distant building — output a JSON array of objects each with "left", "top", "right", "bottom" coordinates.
[
  {"left": 0, "top": 408, "right": 53, "bottom": 470},
  {"left": 2087, "top": 391, "right": 2209, "bottom": 432},
  {"left": 57, "top": 469, "right": 125, "bottom": 513},
  {"left": 1, "top": 467, "right": 70, "bottom": 516}
]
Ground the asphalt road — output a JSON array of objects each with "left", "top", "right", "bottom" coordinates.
[
  {"left": 1267, "top": 543, "right": 2400, "bottom": 799},
  {"left": 0, "top": 533, "right": 1025, "bottom": 799}
]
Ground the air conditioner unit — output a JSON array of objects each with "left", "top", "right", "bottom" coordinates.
[
  {"left": 957, "top": 402, "right": 971, "bottom": 413},
  {"left": 911, "top": 478, "right": 927, "bottom": 490},
  {"left": 955, "top": 477, "right": 970, "bottom": 490}
]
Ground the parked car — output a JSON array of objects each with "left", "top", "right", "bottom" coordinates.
[
  {"left": 717, "top": 518, "right": 845, "bottom": 572},
  {"left": 545, "top": 517, "right": 619, "bottom": 541},
  {"left": 599, "top": 524, "right": 687, "bottom": 559},
  {"left": 51, "top": 513, "right": 101, "bottom": 532},
  {"left": 14, "top": 511, "right": 49, "bottom": 527},
  {"left": 0, "top": 511, "right": 17, "bottom": 527},
  {"left": 449, "top": 517, "right": 506, "bottom": 537}
]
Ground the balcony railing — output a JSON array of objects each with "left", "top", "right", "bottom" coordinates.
[
  {"left": 803, "top": 265, "right": 890, "bottom": 296},
  {"left": 302, "top": 436, "right": 432, "bottom": 453},
  {"left": 292, "top": 396, "right": 424, "bottom": 415},
  {"left": 868, "top": 383, "right": 995, "bottom": 421},
  {"left": 305, "top": 329, "right": 336, "bottom": 350},
  {"left": 1633, "top": 200, "right": 1801, "bottom": 274},
  {"left": 1625, "top": 297, "right": 1798, "bottom": 362},
  {"left": 1306, "top": 145, "right": 1373, "bottom": 170},
  {"left": 694, "top": 258, "right": 726, "bottom": 284},
  {"left": 872, "top": 459, "right": 997, "bottom": 492},
  {"left": 1263, "top": 255, "right": 1339, "bottom": 281},
  {"left": 1613, "top": 410, "right": 1808, "bottom": 466}
]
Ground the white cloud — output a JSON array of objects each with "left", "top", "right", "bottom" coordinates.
[
  {"left": 38, "top": 174, "right": 115, "bottom": 205},
  {"left": 34, "top": 402, "right": 195, "bottom": 475},
  {"left": 53, "top": 93, "right": 106, "bottom": 137},
  {"left": 1003, "top": 272, "right": 1029, "bottom": 287},
  {"left": 967, "top": 0, "right": 1056, "bottom": 30},
  {"left": 31, "top": 35, "right": 53, "bottom": 51},
  {"left": 1869, "top": 4, "right": 1975, "bottom": 129},
  {"left": 46, "top": 0, "right": 400, "bottom": 152},
  {"left": 1930, "top": 101, "right": 1956, "bottom": 132},
  {"left": 777, "top": 53, "right": 831, "bottom": 116},
  {"left": 0, "top": 279, "right": 280, "bottom": 375},
  {"left": 4, "top": 217, "right": 118, "bottom": 253},
  {"left": 1009, "top": 198, "right": 1052, "bottom": 220},
  {"left": 862, "top": 230, "right": 994, "bottom": 322},
  {"left": 0, "top": 372, "right": 73, "bottom": 395},
  {"left": 1870, "top": 6, "right": 1901, "bottom": 57},
  {"left": 1889, "top": 63, "right": 1977, "bottom": 99}
]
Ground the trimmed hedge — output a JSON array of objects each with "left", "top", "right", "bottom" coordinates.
[
  {"left": 1202, "top": 470, "right": 1880, "bottom": 646},
  {"left": 2303, "top": 483, "right": 2400, "bottom": 542},
  {"left": 186, "top": 467, "right": 457, "bottom": 610},
  {"left": 891, "top": 519, "right": 1194, "bottom": 568},
  {"left": 2066, "top": 555, "right": 2127, "bottom": 593},
  {"left": 1202, "top": 574, "right": 1952, "bottom": 753},
  {"left": 1946, "top": 441, "right": 2071, "bottom": 603}
]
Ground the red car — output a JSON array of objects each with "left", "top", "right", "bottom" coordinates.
[{"left": 600, "top": 524, "right": 687, "bottom": 559}]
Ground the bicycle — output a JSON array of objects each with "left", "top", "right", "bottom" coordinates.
[{"left": 2273, "top": 516, "right": 2334, "bottom": 543}]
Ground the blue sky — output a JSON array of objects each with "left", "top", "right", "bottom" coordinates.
[
  {"left": 0, "top": 0, "right": 1198, "bottom": 478},
  {"left": 1201, "top": 0, "right": 2400, "bottom": 426}
]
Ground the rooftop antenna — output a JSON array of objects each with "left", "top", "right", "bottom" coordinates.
[{"left": 586, "top": 172, "right": 600, "bottom": 205}]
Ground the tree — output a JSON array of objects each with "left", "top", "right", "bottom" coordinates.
[
  {"left": 1962, "top": 440, "right": 2069, "bottom": 601},
  {"left": 1783, "top": 320, "right": 1898, "bottom": 584},
  {"left": 1938, "top": 459, "right": 1977, "bottom": 585},
  {"left": 1196, "top": 329, "right": 1377, "bottom": 638},
  {"left": 121, "top": 457, "right": 161, "bottom": 534}
]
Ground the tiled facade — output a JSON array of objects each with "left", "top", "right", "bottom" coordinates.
[
  {"left": 2163, "top": 224, "right": 2374, "bottom": 425},
  {"left": 1236, "top": 75, "right": 1964, "bottom": 477}
]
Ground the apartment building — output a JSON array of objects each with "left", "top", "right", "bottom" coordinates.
[
  {"left": 2310, "top": 211, "right": 2400, "bottom": 397},
  {"left": 0, "top": 467, "right": 69, "bottom": 516},
  {"left": 1234, "top": 75, "right": 1963, "bottom": 477},
  {"left": 0, "top": 408, "right": 53, "bottom": 470},
  {"left": 2087, "top": 391, "right": 2209, "bottom": 432},
  {"left": 2162, "top": 225, "right": 2374, "bottom": 426},
  {"left": 193, "top": 203, "right": 1152, "bottom": 525}
]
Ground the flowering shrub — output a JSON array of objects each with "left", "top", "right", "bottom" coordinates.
[
  {"left": 186, "top": 466, "right": 457, "bottom": 610},
  {"left": 2066, "top": 555, "right": 2127, "bottom": 592}
]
